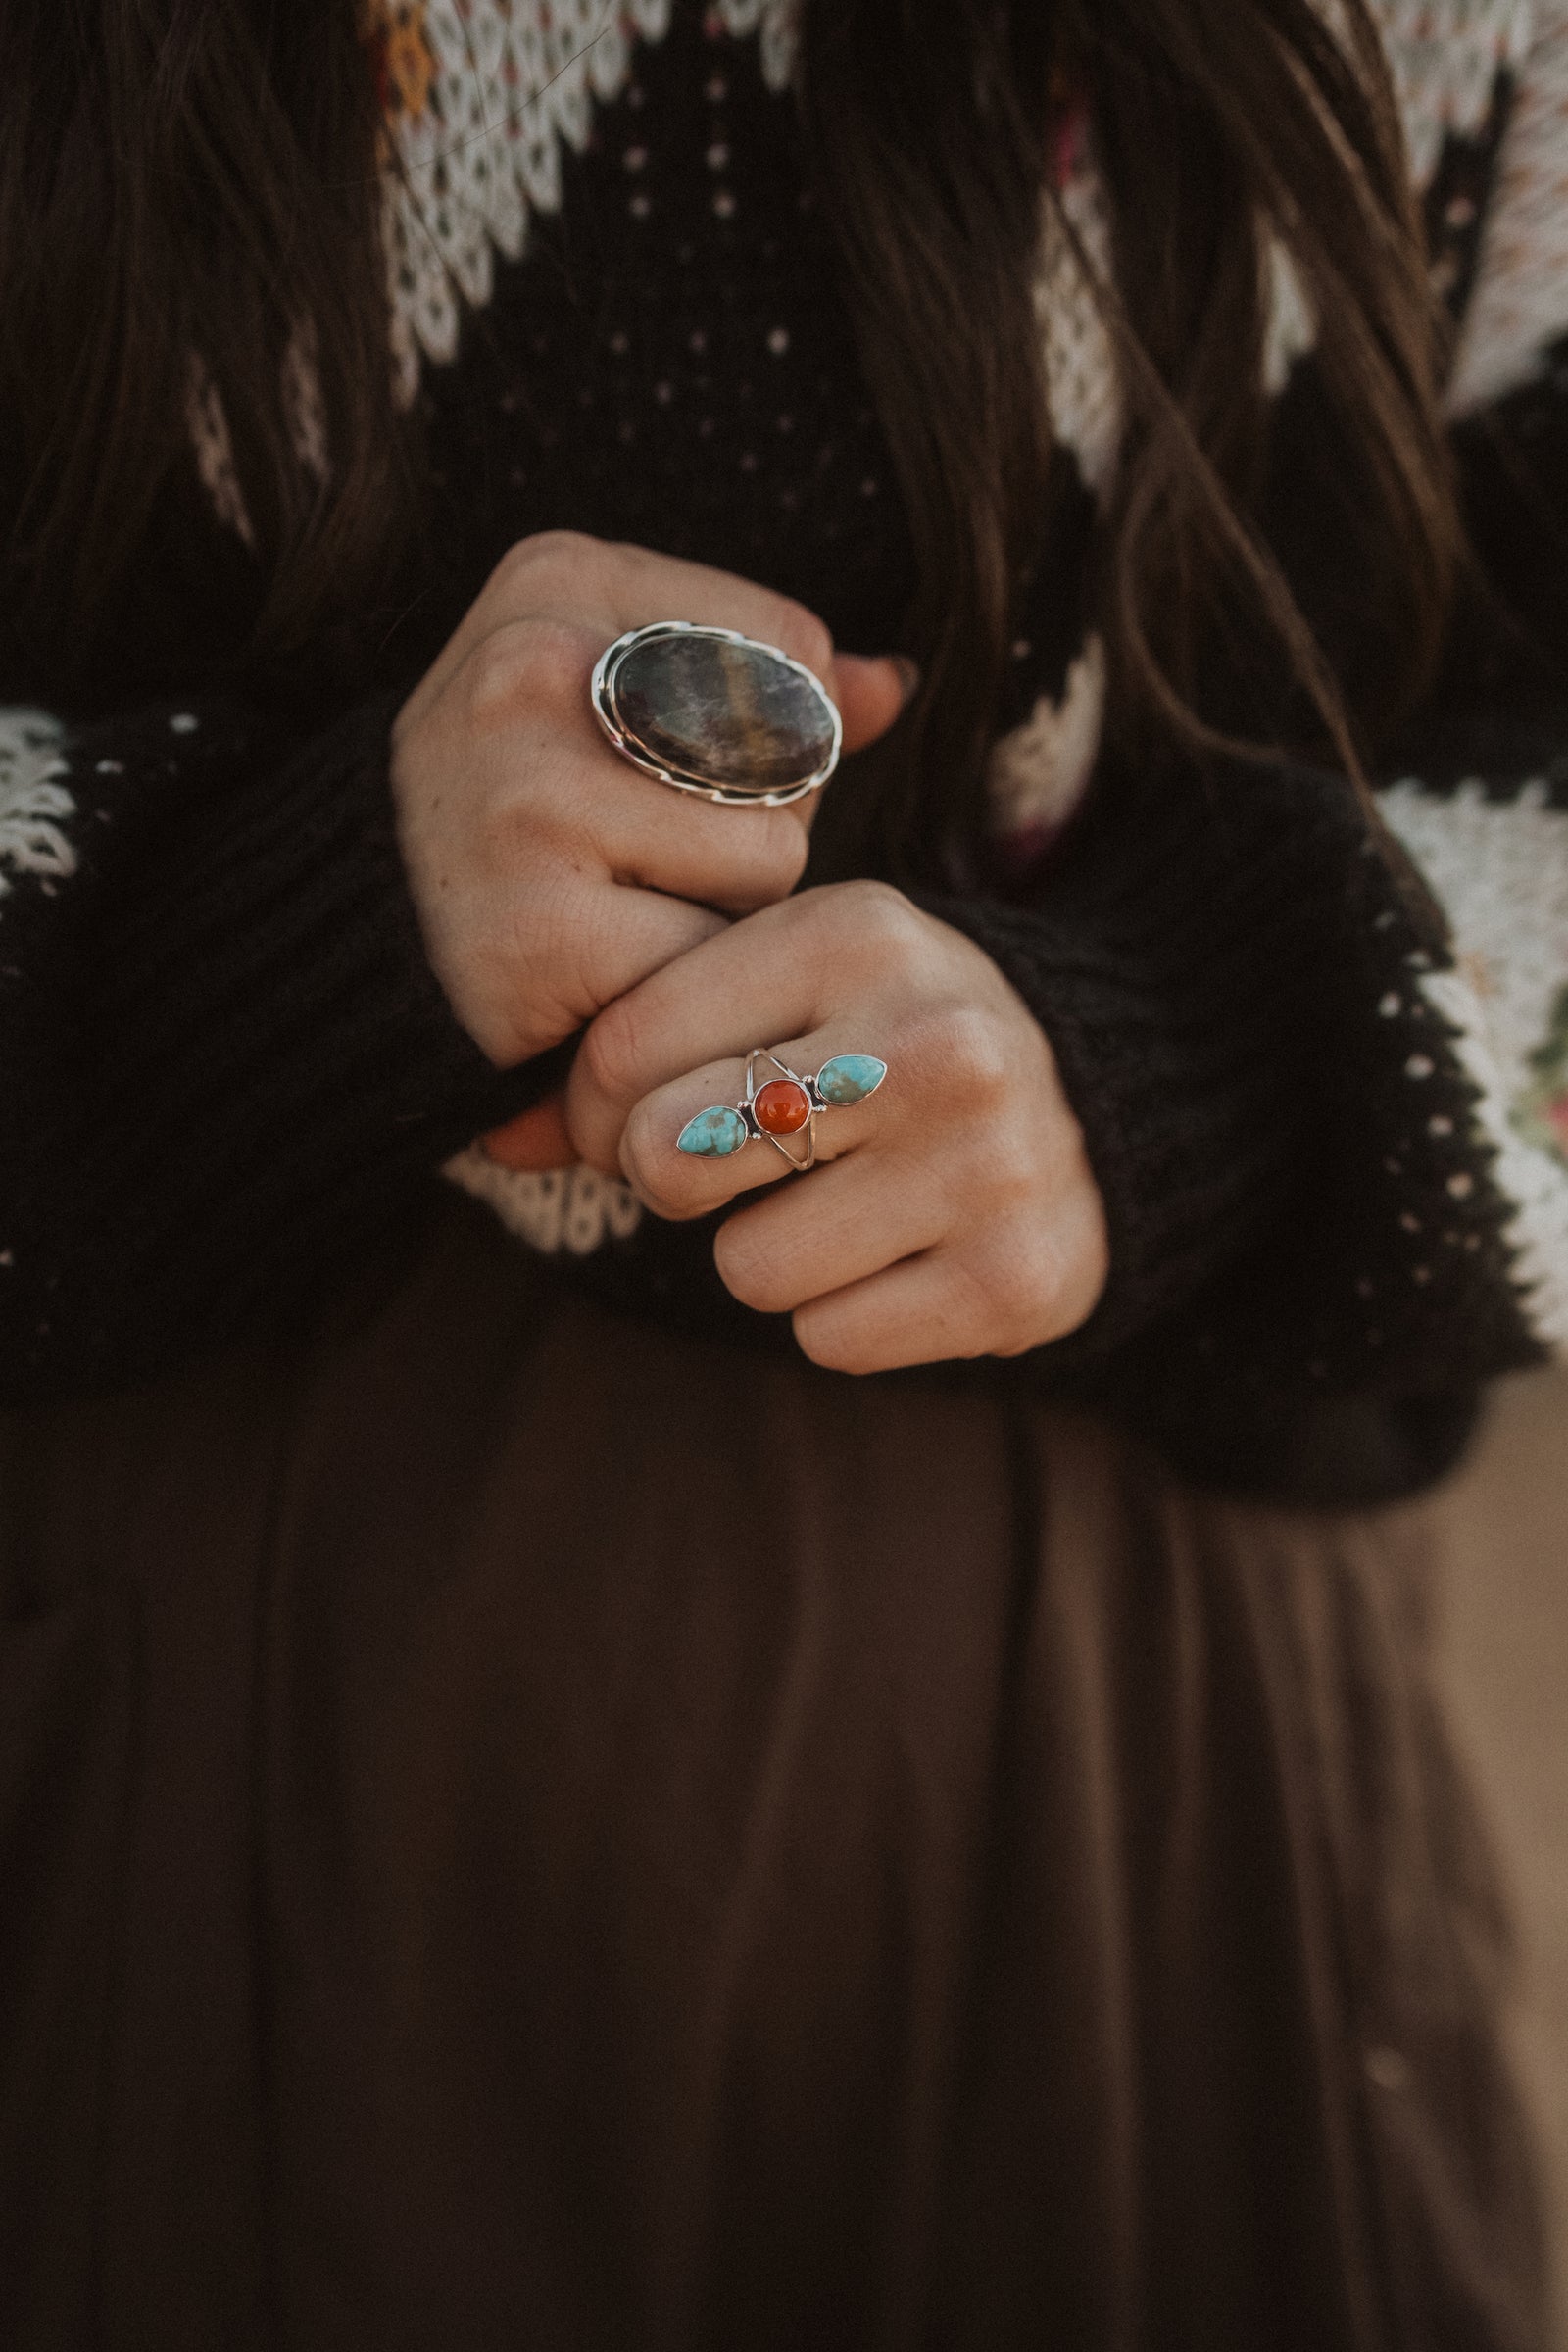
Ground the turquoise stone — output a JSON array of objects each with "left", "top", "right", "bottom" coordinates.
[
  {"left": 815, "top": 1054, "right": 888, "bottom": 1106},
  {"left": 677, "top": 1105, "right": 749, "bottom": 1157}
]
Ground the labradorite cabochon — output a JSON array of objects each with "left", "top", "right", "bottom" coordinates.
[
  {"left": 816, "top": 1054, "right": 887, "bottom": 1105},
  {"left": 677, "top": 1105, "right": 750, "bottom": 1157},
  {"left": 611, "top": 629, "right": 838, "bottom": 796}
]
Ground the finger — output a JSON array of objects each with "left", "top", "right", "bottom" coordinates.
[
  {"left": 565, "top": 893, "right": 857, "bottom": 1162},
  {"left": 596, "top": 774, "right": 811, "bottom": 914},
  {"left": 793, "top": 1192, "right": 1102, "bottom": 1373},
  {"left": 792, "top": 1250, "right": 1000, "bottom": 1376},
  {"left": 833, "top": 654, "right": 917, "bottom": 756},
  {"left": 599, "top": 1035, "right": 894, "bottom": 1216},
  {"left": 596, "top": 542, "right": 858, "bottom": 699},
  {"left": 710, "top": 1149, "right": 948, "bottom": 1316},
  {"left": 406, "top": 536, "right": 843, "bottom": 730},
  {"left": 564, "top": 893, "right": 730, "bottom": 1054},
  {"left": 483, "top": 1089, "right": 576, "bottom": 1172}
]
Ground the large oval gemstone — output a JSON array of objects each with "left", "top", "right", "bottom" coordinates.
[
  {"left": 816, "top": 1054, "right": 888, "bottom": 1106},
  {"left": 755, "top": 1079, "right": 811, "bottom": 1136},
  {"left": 610, "top": 627, "right": 838, "bottom": 798},
  {"left": 677, "top": 1106, "right": 749, "bottom": 1157}
]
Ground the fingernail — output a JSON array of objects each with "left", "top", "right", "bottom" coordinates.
[{"left": 892, "top": 655, "right": 921, "bottom": 710}]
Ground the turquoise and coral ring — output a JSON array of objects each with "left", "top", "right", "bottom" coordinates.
[{"left": 677, "top": 1049, "right": 888, "bottom": 1172}]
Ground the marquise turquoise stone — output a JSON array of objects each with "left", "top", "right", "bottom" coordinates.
[
  {"left": 677, "top": 1105, "right": 750, "bottom": 1157},
  {"left": 815, "top": 1054, "right": 888, "bottom": 1106}
]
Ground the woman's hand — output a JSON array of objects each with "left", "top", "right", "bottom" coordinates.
[
  {"left": 391, "top": 530, "right": 909, "bottom": 1069},
  {"left": 564, "top": 883, "right": 1110, "bottom": 1372}
]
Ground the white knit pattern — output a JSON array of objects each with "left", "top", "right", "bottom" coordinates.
[
  {"left": 185, "top": 354, "right": 254, "bottom": 548},
  {"left": 1028, "top": 0, "right": 1536, "bottom": 471},
  {"left": 1035, "top": 160, "right": 1123, "bottom": 501},
  {"left": 0, "top": 710, "right": 74, "bottom": 907},
  {"left": 1263, "top": 238, "right": 1318, "bottom": 398},
  {"left": 444, "top": 1142, "right": 646, "bottom": 1249},
  {"left": 186, "top": 336, "right": 329, "bottom": 546},
  {"left": 1381, "top": 777, "right": 1568, "bottom": 1348},
  {"left": 986, "top": 635, "right": 1107, "bottom": 842},
  {"left": 1377, "top": 0, "right": 1536, "bottom": 187},
  {"left": 1448, "top": 0, "right": 1568, "bottom": 410},
  {"left": 379, "top": 0, "right": 674, "bottom": 399},
  {"left": 710, "top": 0, "right": 799, "bottom": 92},
  {"left": 364, "top": 0, "right": 1546, "bottom": 433}
]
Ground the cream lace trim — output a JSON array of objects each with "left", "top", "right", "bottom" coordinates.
[{"left": 444, "top": 1142, "right": 645, "bottom": 1253}]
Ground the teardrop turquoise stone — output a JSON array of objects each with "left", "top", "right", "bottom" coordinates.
[
  {"left": 677, "top": 1105, "right": 749, "bottom": 1157},
  {"left": 815, "top": 1054, "right": 888, "bottom": 1106}
]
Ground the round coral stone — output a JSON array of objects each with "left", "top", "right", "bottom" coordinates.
[{"left": 755, "top": 1079, "right": 812, "bottom": 1135}]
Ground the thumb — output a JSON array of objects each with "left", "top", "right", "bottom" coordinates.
[
  {"left": 482, "top": 1087, "right": 578, "bottom": 1172},
  {"left": 832, "top": 653, "right": 919, "bottom": 757}
]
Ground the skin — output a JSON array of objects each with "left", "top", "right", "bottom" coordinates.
[{"left": 392, "top": 530, "right": 1109, "bottom": 1375}]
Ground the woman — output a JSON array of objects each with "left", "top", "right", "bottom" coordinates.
[{"left": 0, "top": 0, "right": 1563, "bottom": 2342}]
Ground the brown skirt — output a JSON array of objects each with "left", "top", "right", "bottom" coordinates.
[{"left": 0, "top": 1196, "right": 1548, "bottom": 2351}]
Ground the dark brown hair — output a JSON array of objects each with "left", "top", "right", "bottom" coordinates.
[
  {"left": 0, "top": 0, "right": 397, "bottom": 671},
  {"left": 799, "top": 0, "right": 1459, "bottom": 875},
  {"left": 0, "top": 0, "right": 1460, "bottom": 872}
]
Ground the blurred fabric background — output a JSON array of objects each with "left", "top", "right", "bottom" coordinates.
[{"left": 1438, "top": 1367, "right": 1568, "bottom": 2344}]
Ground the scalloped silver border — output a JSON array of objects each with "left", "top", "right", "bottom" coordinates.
[{"left": 590, "top": 620, "right": 843, "bottom": 807}]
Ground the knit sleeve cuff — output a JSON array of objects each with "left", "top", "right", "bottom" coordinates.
[
  {"left": 913, "top": 751, "right": 1539, "bottom": 1381},
  {"left": 11, "top": 696, "right": 557, "bottom": 1392}
]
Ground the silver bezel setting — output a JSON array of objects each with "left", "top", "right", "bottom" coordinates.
[
  {"left": 677, "top": 1050, "right": 887, "bottom": 1170},
  {"left": 743, "top": 1049, "right": 822, "bottom": 1170},
  {"left": 591, "top": 620, "right": 844, "bottom": 807}
]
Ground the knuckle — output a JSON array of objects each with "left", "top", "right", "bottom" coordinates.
[
  {"left": 852, "top": 875, "right": 918, "bottom": 935},
  {"left": 465, "top": 615, "right": 598, "bottom": 730},
  {"left": 976, "top": 1220, "right": 1067, "bottom": 1352},
  {"left": 578, "top": 992, "right": 647, "bottom": 1108},
  {"left": 766, "top": 597, "right": 834, "bottom": 684},
  {"left": 713, "top": 1215, "right": 789, "bottom": 1313},
  {"left": 496, "top": 528, "right": 601, "bottom": 589},
  {"left": 982, "top": 1123, "right": 1043, "bottom": 1205},
  {"left": 462, "top": 632, "right": 531, "bottom": 729},
  {"left": 913, "top": 1002, "right": 1012, "bottom": 1103},
  {"left": 808, "top": 877, "right": 920, "bottom": 966},
  {"left": 792, "top": 1302, "right": 872, "bottom": 1376}
]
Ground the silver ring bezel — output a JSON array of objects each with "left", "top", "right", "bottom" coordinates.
[{"left": 590, "top": 620, "right": 844, "bottom": 807}]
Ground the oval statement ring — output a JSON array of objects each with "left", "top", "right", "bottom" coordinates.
[
  {"left": 592, "top": 621, "right": 844, "bottom": 807},
  {"left": 678, "top": 1049, "right": 888, "bottom": 1173}
]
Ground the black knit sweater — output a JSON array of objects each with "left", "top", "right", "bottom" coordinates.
[{"left": 0, "top": 1, "right": 1560, "bottom": 1501}]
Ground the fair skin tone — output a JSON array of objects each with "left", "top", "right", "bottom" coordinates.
[{"left": 392, "top": 530, "right": 1109, "bottom": 1373}]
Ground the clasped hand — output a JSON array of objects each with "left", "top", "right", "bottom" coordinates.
[{"left": 392, "top": 532, "right": 1107, "bottom": 1372}]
